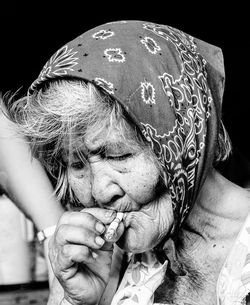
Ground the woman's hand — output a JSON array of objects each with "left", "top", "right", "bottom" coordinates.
[{"left": 49, "top": 208, "right": 119, "bottom": 305}]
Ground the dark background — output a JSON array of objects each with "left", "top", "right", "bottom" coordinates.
[{"left": 0, "top": 1, "right": 249, "bottom": 168}]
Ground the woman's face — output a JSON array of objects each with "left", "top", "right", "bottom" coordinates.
[{"left": 66, "top": 128, "right": 174, "bottom": 253}]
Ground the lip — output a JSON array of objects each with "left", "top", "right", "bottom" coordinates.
[
  {"left": 121, "top": 211, "right": 138, "bottom": 228},
  {"left": 103, "top": 198, "right": 141, "bottom": 213},
  {"left": 122, "top": 212, "right": 128, "bottom": 222},
  {"left": 104, "top": 208, "right": 139, "bottom": 228}
]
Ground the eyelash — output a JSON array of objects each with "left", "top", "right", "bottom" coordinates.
[
  {"left": 70, "top": 162, "right": 85, "bottom": 170},
  {"left": 106, "top": 153, "right": 133, "bottom": 161},
  {"left": 70, "top": 153, "right": 133, "bottom": 169}
]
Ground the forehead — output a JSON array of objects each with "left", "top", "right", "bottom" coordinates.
[
  {"left": 64, "top": 124, "right": 139, "bottom": 156},
  {"left": 85, "top": 136, "right": 130, "bottom": 153}
]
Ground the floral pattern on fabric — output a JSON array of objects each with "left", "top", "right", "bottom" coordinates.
[
  {"left": 104, "top": 48, "right": 126, "bottom": 63},
  {"left": 110, "top": 251, "right": 168, "bottom": 305},
  {"left": 140, "top": 37, "right": 161, "bottom": 54},
  {"left": 28, "top": 20, "right": 225, "bottom": 234},
  {"left": 92, "top": 29, "right": 115, "bottom": 40},
  {"left": 112, "top": 212, "right": 250, "bottom": 305}
]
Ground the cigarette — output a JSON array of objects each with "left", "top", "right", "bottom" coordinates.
[{"left": 104, "top": 212, "right": 124, "bottom": 240}]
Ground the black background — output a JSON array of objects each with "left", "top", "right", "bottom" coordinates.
[{"left": 0, "top": 1, "right": 249, "bottom": 162}]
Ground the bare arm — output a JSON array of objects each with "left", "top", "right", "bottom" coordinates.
[
  {"left": 0, "top": 106, "right": 64, "bottom": 229},
  {"left": 0, "top": 101, "right": 64, "bottom": 284}
]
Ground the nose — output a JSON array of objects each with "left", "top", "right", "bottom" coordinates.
[{"left": 89, "top": 161, "right": 124, "bottom": 206}]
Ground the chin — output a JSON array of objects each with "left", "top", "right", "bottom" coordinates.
[{"left": 116, "top": 228, "right": 155, "bottom": 253}]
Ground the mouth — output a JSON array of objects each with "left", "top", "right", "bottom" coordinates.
[
  {"left": 121, "top": 210, "right": 138, "bottom": 228},
  {"left": 103, "top": 198, "right": 142, "bottom": 213}
]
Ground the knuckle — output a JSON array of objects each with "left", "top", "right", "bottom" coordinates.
[
  {"left": 61, "top": 244, "right": 71, "bottom": 258},
  {"left": 80, "top": 246, "right": 91, "bottom": 257},
  {"left": 56, "top": 224, "right": 68, "bottom": 238},
  {"left": 59, "top": 211, "right": 74, "bottom": 224},
  {"left": 81, "top": 211, "right": 95, "bottom": 223},
  {"left": 54, "top": 224, "right": 72, "bottom": 245},
  {"left": 78, "top": 229, "right": 94, "bottom": 244}
]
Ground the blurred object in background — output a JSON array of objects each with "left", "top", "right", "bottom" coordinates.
[
  {"left": 0, "top": 195, "right": 48, "bottom": 285},
  {"left": 0, "top": 281, "right": 49, "bottom": 305},
  {"left": 0, "top": 195, "right": 33, "bottom": 284}
]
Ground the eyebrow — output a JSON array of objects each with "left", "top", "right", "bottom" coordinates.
[
  {"left": 71, "top": 141, "right": 130, "bottom": 159},
  {"left": 90, "top": 141, "right": 129, "bottom": 154}
]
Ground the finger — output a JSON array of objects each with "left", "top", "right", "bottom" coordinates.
[
  {"left": 100, "top": 241, "right": 114, "bottom": 251},
  {"left": 55, "top": 224, "right": 105, "bottom": 250},
  {"left": 55, "top": 244, "right": 95, "bottom": 275},
  {"left": 57, "top": 211, "right": 107, "bottom": 236},
  {"left": 82, "top": 207, "right": 117, "bottom": 224}
]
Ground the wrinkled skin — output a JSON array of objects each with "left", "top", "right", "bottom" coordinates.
[{"left": 49, "top": 130, "right": 174, "bottom": 304}]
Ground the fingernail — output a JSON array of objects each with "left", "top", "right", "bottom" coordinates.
[
  {"left": 95, "top": 222, "right": 105, "bottom": 234},
  {"left": 95, "top": 236, "right": 105, "bottom": 246},
  {"left": 92, "top": 251, "right": 98, "bottom": 259}
]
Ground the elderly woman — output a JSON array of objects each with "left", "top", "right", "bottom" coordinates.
[{"left": 5, "top": 21, "right": 250, "bottom": 305}]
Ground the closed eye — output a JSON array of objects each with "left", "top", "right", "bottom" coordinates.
[
  {"left": 106, "top": 153, "right": 133, "bottom": 161},
  {"left": 70, "top": 161, "right": 85, "bottom": 170}
]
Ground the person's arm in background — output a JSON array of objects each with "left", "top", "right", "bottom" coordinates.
[{"left": 0, "top": 99, "right": 64, "bottom": 285}]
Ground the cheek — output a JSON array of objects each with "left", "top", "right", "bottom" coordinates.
[
  {"left": 119, "top": 194, "right": 173, "bottom": 252},
  {"left": 68, "top": 170, "right": 92, "bottom": 206},
  {"left": 123, "top": 161, "right": 160, "bottom": 204}
]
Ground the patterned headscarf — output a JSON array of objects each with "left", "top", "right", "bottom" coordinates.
[{"left": 29, "top": 20, "right": 226, "bottom": 234}]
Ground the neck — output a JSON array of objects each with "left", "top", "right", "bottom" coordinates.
[
  {"left": 176, "top": 169, "right": 250, "bottom": 291},
  {"left": 155, "top": 169, "right": 250, "bottom": 304},
  {"left": 181, "top": 169, "right": 250, "bottom": 249}
]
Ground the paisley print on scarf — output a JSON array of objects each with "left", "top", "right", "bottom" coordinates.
[
  {"left": 29, "top": 20, "right": 223, "bottom": 234},
  {"left": 140, "top": 82, "right": 156, "bottom": 104},
  {"left": 30, "top": 45, "right": 78, "bottom": 92}
]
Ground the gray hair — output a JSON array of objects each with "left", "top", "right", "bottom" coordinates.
[
  {"left": 5, "top": 79, "right": 159, "bottom": 207},
  {"left": 4, "top": 78, "right": 231, "bottom": 207}
]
